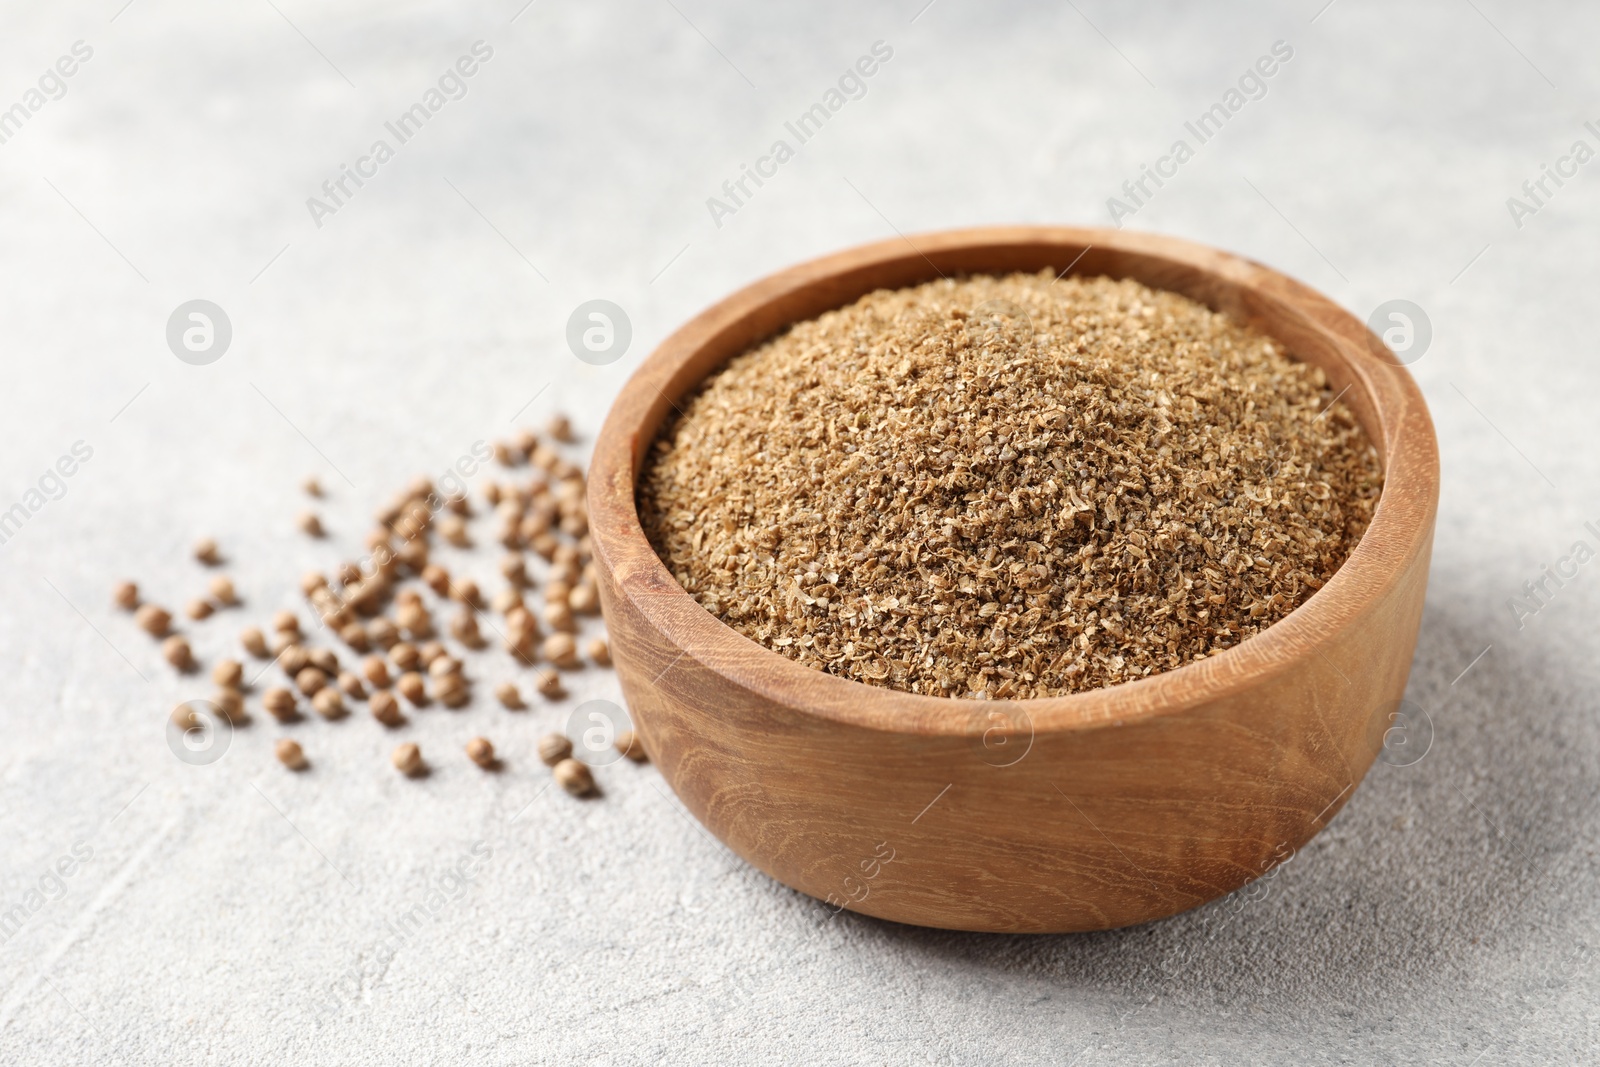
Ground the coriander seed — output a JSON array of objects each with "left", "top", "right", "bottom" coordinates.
[
  {"left": 338, "top": 670, "right": 366, "bottom": 699},
  {"left": 162, "top": 635, "right": 194, "bottom": 671},
  {"left": 370, "top": 689, "right": 404, "bottom": 726},
  {"left": 494, "top": 681, "right": 522, "bottom": 708},
  {"left": 212, "top": 658, "right": 243, "bottom": 688},
  {"left": 214, "top": 688, "right": 245, "bottom": 722},
  {"left": 397, "top": 671, "right": 427, "bottom": 706},
  {"left": 209, "top": 575, "right": 239, "bottom": 605},
  {"left": 422, "top": 564, "right": 451, "bottom": 597},
  {"left": 615, "top": 729, "right": 648, "bottom": 762},
  {"left": 298, "top": 511, "right": 324, "bottom": 537},
  {"left": 368, "top": 618, "right": 400, "bottom": 650},
  {"left": 339, "top": 622, "right": 370, "bottom": 651},
  {"left": 312, "top": 687, "right": 345, "bottom": 719},
  {"left": 302, "top": 476, "right": 323, "bottom": 497},
  {"left": 547, "top": 413, "right": 575, "bottom": 443},
  {"left": 186, "top": 598, "right": 214, "bottom": 621},
  {"left": 465, "top": 737, "right": 496, "bottom": 768},
  {"left": 440, "top": 515, "right": 470, "bottom": 547},
  {"left": 362, "top": 655, "right": 391, "bottom": 689},
  {"left": 553, "top": 758, "right": 593, "bottom": 796},
  {"left": 569, "top": 583, "right": 600, "bottom": 616},
  {"left": 136, "top": 604, "right": 172, "bottom": 637},
  {"left": 276, "top": 738, "right": 307, "bottom": 771},
  {"left": 534, "top": 667, "right": 564, "bottom": 700},
  {"left": 263, "top": 687, "right": 298, "bottom": 722},
  {"left": 272, "top": 610, "right": 300, "bottom": 636},
  {"left": 392, "top": 742, "right": 424, "bottom": 776},
  {"left": 308, "top": 647, "right": 338, "bottom": 674},
  {"left": 114, "top": 581, "right": 139, "bottom": 610},
  {"left": 241, "top": 626, "right": 269, "bottom": 658},
  {"left": 295, "top": 666, "right": 327, "bottom": 696},
  {"left": 194, "top": 537, "right": 221, "bottom": 565},
  {"left": 585, "top": 637, "right": 610, "bottom": 666},
  {"left": 390, "top": 641, "right": 420, "bottom": 671},
  {"left": 537, "top": 732, "right": 572, "bottom": 766}
]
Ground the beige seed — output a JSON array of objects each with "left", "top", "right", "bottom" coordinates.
[
  {"left": 542, "top": 601, "right": 577, "bottom": 634},
  {"left": 537, "top": 732, "right": 572, "bottom": 766},
  {"left": 570, "top": 583, "right": 600, "bottom": 616},
  {"left": 395, "top": 588, "right": 422, "bottom": 609},
  {"left": 368, "top": 618, "right": 400, "bottom": 649},
  {"left": 295, "top": 666, "right": 327, "bottom": 696},
  {"left": 162, "top": 635, "right": 194, "bottom": 671},
  {"left": 186, "top": 598, "right": 214, "bottom": 621},
  {"left": 214, "top": 688, "right": 245, "bottom": 722},
  {"left": 278, "top": 644, "right": 311, "bottom": 677},
  {"left": 491, "top": 588, "right": 525, "bottom": 616},
  {"left": 194, "top": 537, "right": 221, "bottom": 566},
  {"left": 370, "top": 689, "right": 404, "bottom": 726},
  {"left": 136, "top": 604, "right": 172, "bottom": 637},
  {"left": 209, "top": 575, "right": 239, "bottom": 605},
  {"left": 615, "top": 729, "right": 648, "bottom": 762},
  {"left": 301, "top": 571, "right": 328, "bottom": 596},
  {"left": 272, "top": 610, "right": 300, "bottom": 636},
  {"left": 518, "top": 512, "right": 550, "bottom": 543},
  {"left": 312, "top": 687, "right": 345, "bottom": 719},
  {"left": 434, "top": 673, "right": 469, "bottom": 708},
  {"left": 397, "top": 671, "right": 427, "bottom": 706},
  {"left": 547, "top": 413, "right": 575, "bottom": 443},
  {"left": 427, "top": 655, "right": 461, "bottom": 679},
  {"left": 553, "top": 758, "right": 594, "bottom": 796},
  {"left": 422, "top": 564, "right": 451, "bottom": 597},
  {"left": 541, "top": 633, "right": 579, "bottom": 670},
  {"left": 544, "top": 580, "right": 572, "bottom": 606},
  {"left": 585, "top": 637, "right": 611, "bottom": 666},
  {"left": 390, "top": 641, "right": 420, "bottom": 671},
  {"left": 494, "top": 681, "right": 522, "bottom": 708},
  {"left": 465, "top": 737, "right": 495, "bottom": 768},
  {"left": 392, "top": 742, "right": 424, "bottom": 776},
  {"left": 531, "top": 444, "right": 558, "bottom": 471},
  {"left": 552, "top": 542, "right": 581, "bottom": 568},
  {"left": 527, "top": 668, "right": 560, "bottom": 700},
  {"left": 309, "top": 647, "right": 339, "bottom": 674},
  {"left": 440, "top": 515, "right": 470, "bottom": 547},
  {"left": 512, "top": 428, "right": 539, "bottom": 457},
  {"left": 113, "top": 580, "right": 139, "bottom": 610},
  {"left": 276, "top": 738, "right": 307, "bottom": 771},
  {"left": 338, "top": 670, "right": 366, "bottom": 699},
  {"left": 302, "top": 475, "right": 323, "bottom": 497},
  {"left": 298, "top": 511, "right": 324, "bottom": 537},
  {"left": 559, "top": 512, "right": 588, "bottom": 538},
  {"left": 362, "top": 655, "right": 391, "bottom": 689},
  {"left": 339, "top": 622, "right": 370, "bottom": 651},
  {"left": 492, "top": 440, "right": 518, "bottom": 466},
  {"left": 452, "top": 579, "right": 482, "bottom": 607},
  {"left": 500, "top": 554, "right": 528, "bottom": 587},
  {"left": 262, "top": 687, "right": 298, "bottom": 722},
  {"left": 241, "top": 626, "right": 270, "bottom": 658},
  {"left": 449, "top": 609, "right": 482, "bottom": 646},
  {"left": 483, "top": 482, "right": 504, "bottom": 506},
  {"left": 418, "top": 641, "right": 447, "bottom": 667},
  {"left": 212, "top": 658, "right": 243, "bottom": 688},
  {"left": 530, "top": 532, "right": 559, "bottom": 561}
]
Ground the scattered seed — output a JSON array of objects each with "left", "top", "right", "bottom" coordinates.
[
  {"left": 537, "top": 732, "right": 572, "bottom": 766},
  {"left": 449, "top": 609, "right": 482, "bottom": 646},
  {"left": 553, "top": 758, "right": 594, "bottom": 796},
  {"left": 272, "top": 610, "right": 300, "bottom": 636},
  {"left": 279, "top": 644, "right": 311, "bottom": 677},
  {"left": 309, "top": 648, "right": 339, "bottom": 674},
  {"left": 363, "top": 655, "right": 391, "bottom": 689},
  {"left": 303, "top": 476, "right": 323, "bottom": 497},
  {"left": 276, "top": 738, "right": 307, "bottom": 770},
  {"left": 422, "top": 564, "right": 451, "bottom": 597},
  {"left": 298, "top": 511, "right": 325, "bottom": 537},
  {"left": 114, "top": 581, "right": 140, "bottom": 610},
  {"left": 312, "top": 687, "right": 345, "bottom": 719},
  {"left": 452, "top": 579, "right": 482, "bottom": 607},
  {"left": 370, "top": 689, "right": 404, "bottom": 726},
  {"left": 548, "top": 414, "right": 575, "bottom": 443},
  {"left": 390, "top": 642, "right": 420, "bottom": 671},
  {"left": 500, "top": 554, "right": 528, "bottom": 587},
  {"left": 534, "top": 667, "right": 564, "bottom": 699},
  {"left": 186, "top": 598, "right": 214, "bottom": 621},
  {"left": 427, "top": 654, "right": 462, "bottom": 679},
  {"left": 569, "top": 583, "right": 600, "bottom": 616},
  {"left": 241, "top": 626, "right": 270, "bottom": 658},
  {"left": 209, "top": 575, "right": 239, "bottom": 605},
  {"left": 214, "top": 688, "right": 246, "bottom": 722},
  {"left": 397, "top": 671, "right": 427, "bottom": 705},
  {"left": 194, "top": 538, "right": 221, "bottom": 566},
  {"left": 295, "top": 666, "right": 327, "bottom": 696},
  {"left": 494, "top": 681, "right": 522, "bottom": 708},
  {"left": 212, "top": 658, "right": 243, "bottom": 688},
  {"left": 440, "top": 515, "right": 471, "bottom": 547},
  {"left": 337, "top": 670, "right": 366, "bottom": 699},
  {"left": 339, "top": 622, "right": 370, "bottom": 651},
  {"left": 368, "top": 618, "right": 400, "bottom": 650},
  {"left": 162, "top": 635, "right": 194, "bottom": 671},
  {"left": 585, "top": 637, "right": 610, "bottom": 666},
  {"left": 542, "top": 602, "right": 577, "bottom": 635},
  {"left": 615, "top": 728, "right": 648, "bottom": 762},
  {"left": 136, "top": 604, "right": 172, "bottom": 637},
  {"left": 466, "top": 737, "right": 496, "bottom": 768},
  {"left": 434, "top": 673, "right": 469, "bottom": 708},
  {"left": 392, "top": 742, "right": 424, "bottom": 776},
  {"left": 263, "top": 687, "right": 298, "bottom": 722}
]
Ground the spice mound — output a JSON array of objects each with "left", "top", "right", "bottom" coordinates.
[{"left": 639, "top": 272, "right": 1383, "bottom": 698}]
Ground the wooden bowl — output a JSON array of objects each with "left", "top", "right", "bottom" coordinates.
[{"left": 587, "top": 226, "right": 1439, "bottom": 933}]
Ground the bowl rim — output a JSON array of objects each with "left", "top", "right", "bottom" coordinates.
[{"left": 588, "top": 225, "right": 1440, "bottom": 738}]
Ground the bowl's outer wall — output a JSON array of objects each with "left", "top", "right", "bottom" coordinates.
[{"left": 589, "top": 227, "right": 1440, "bottom": 933}]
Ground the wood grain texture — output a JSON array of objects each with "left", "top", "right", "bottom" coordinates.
[{"left": 587, "top": 226, "right": 1440, "bottom": 933}]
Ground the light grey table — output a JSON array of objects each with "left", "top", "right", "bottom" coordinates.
[{"left": 1, "top": 1, "right": 1596, "bottom": 1063}]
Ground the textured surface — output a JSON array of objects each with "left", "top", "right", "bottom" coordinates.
[{"left": 0, "top": 1, "right": 1596, "bottom": 1064}]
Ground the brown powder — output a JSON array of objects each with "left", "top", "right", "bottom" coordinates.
[{"left": 639, "top": 271, "right": 1383, "bottom": 699}]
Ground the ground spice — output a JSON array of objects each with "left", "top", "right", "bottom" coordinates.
[{"left": 639, "top": 272, "right": 1383, "bottom": 699}]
